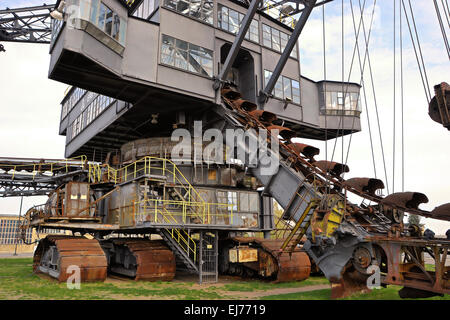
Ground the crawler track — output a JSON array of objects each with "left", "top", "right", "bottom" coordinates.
[
  {"left": 229, "top": 237, "right": 311, "bottom": 282},
  {"left": 34, "top": 235, "right": 107, "bottom": 282},
  {"left": 106, "top": 239, "right": 176, "bottom": 281}
]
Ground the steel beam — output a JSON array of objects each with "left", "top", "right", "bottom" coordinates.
[
  {"left": 0, "top": 4, "right": 54, "bottom": 44},
  {"left": 0, "top": 5, "right": 54, "bottom": 14},
  {"left": 258, "top": 0, "right": 318, "bottom": 105},
  {"left": 213, "top": 0, "right": 262, "bottom": 90}
]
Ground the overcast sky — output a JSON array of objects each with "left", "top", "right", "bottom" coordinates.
[{"left": 0, "top": 0, "right": 449, "bottom": 234}]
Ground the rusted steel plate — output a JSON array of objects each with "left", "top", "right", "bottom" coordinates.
[
  {"left": 221, "top": 87, "right": 241, "bottom": 100},
  {"left": 112, "top": 239, "right": 176, "bottom": 281},
  {"left": 248, "top": 110, "right": 277, "bottom": 124},
  {"left": 33, "top": 235, "right": 107, "bottom": 283},
  {"left": 313, "top": 161, "right": 350, "bottom": 176},
  {"left": 374, "top": 241, "right": 450, "bottom": 296},
  {"left": 231, "top": 237, "right": 311, "bottom": 282},
  {"left": 267, "top": 125, "right": 297, "bottom": 141},
  {"left": 64, "top": 182, "right": 91, "bottom": 217},
  {"left": 343, "top": 178, "right": 385, "bottom": 195},
  {"left": 368, "top": 235, "right": 450, "bottom": 246},
  {"left": 229, "top": 248, "right": 258, "bottom": 263},
  {"left": 55, "top": 239, "right": 107, "bottom": 282},
  {"left": 276, "top": 251, "right": 311, "bottom": 282},
  {"left": 232, "top": 99, "right": 257, "bottom": 112},
  {"left": 431, "top": 203, "right": 450, "bottom": 221},
  {"left": 382, "top": 192, "right": 429, "bottom": 209},
  {"left": 286, "top": 142, "right": 320, "bottom": 159},
  {"left": 135, "top": 250, "right": 176, "bottom": 281}
]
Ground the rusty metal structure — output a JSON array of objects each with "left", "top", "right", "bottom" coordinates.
[
  {"left": 429, "top": 82, "right": 450, "bottom": 130},
  {"left": 219, "top": 85, "right": 450, "bottom": 297},
  {"left": 0, "top": 0, "right": 449, "bottom": 298}
]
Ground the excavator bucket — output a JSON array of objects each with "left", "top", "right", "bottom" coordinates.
[
  {"left": 232, "top": 98, "right": 258, "bottom": 112},
  {"left": 221, "top": 86, "right": 241, "bottom": 101},
  {"left": 382, "top": 192, "right": 429, "bottom": 210},
  {"left": 343, "top": 178, "right": 385, "bottom": 195},
  {"left": 431, "top": 203, "right": 450, "bottom": 221},
  {"left": 313, "top": 161, "right": 350, "bottom": 177},
  {"left": 286, "top": 142, "right": 320, "bottom": 160},
  {"left": 429, "top": 82, "right": 450, "bottom": 130},
  {"left": 267, "top": 125, "right": 297, "bottom": 141},
  {"left": 248, "top": 110, "right": 277, "bottom": 124}
]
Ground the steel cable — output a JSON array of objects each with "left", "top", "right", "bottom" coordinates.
[
  {"left": 344, "top": 0, "right": 390, "bottom": 194},
  {"left": 433, "top": 0, "right": 450, "bottom": 60}
]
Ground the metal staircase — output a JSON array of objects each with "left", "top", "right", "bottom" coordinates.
[
  {"left": 140, "top": 197, "right": 200, "bottom": 274},
  {"left": 158, "top": 228, "right": 199, "bottom": 273},
  {"left": 280, "top": 199, "right": 320, "bottom": 252},
  {"left": 99, "top": 156, "right": 212, "bottom": 277}
]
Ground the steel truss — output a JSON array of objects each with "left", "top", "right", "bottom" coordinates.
[{"left": 0, "top": 4, "right": 54, "bottom": 44}]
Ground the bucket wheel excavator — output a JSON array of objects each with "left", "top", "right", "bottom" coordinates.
[{"left": 1, "top": 1, "right": 449, "bottom": 299}]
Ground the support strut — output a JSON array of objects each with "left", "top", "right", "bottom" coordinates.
[{"left": 258, "top": 0, "right": 318, "bottom": 105}]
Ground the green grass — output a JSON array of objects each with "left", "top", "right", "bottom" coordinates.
[
  {"left": 261, "top": 285, "right": 450, "bottom": 300},
  {"left": 0, "top": 258, "right": 326, "bottom": 300},
  {"left": 1, "top": 258, "right": 448, "bottom": 300},
  {"left": 342, "top": 286, "right": 450, "bottom": 300},
  {"left": 0, "top": 258, "right": 226, "bottom": 300},
  {"left": 209, "top": 276, "right": 329, "bottom": 292}
]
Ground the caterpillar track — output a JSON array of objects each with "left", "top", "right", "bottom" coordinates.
[
  {"left": 33, "top": 236, "right": 176, "bottom": 282},
  {"left": 102, "top": 239, "right": 176, "bottom": 281},
  {"left": 34, "top": 235, "right": 107, "bottom": 282},
  {"left": 223, "top": 237, "right": 311, "bottom": 282}
]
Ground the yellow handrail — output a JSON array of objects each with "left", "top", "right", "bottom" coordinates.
[
  {"left": 158, "top": 206, "right": 197, "bottom": 262},
  {"left": 0, "top": 155, "right": 87, "bottom": 169},
  {"left": 263, "top": 0, "right": 296, "bottom": 28},
  {"left": 89, "top": 156, "right": 214, "bottom": 223},
  {"left": 135, "top": 198, "right": 234, "bottom": 225},
  {"left": 133, "top": 197, "right": 238, "bottom": 262},
  {"left": 0, "top": 155, "right": 88, "bottom": 181}
]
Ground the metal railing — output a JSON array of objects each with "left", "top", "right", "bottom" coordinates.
[
  {"left": 161, "top": 206, "right": 197, "bottom": 262},
  {"left": 133, "top": 198, "right": 234, "bottom": 226},
  {"left": 132, "top": 197, "right": 235, "bottom": 262},
  {"left": 0, "top": 156, "right": 88, "bottom": 181},
  {"left": 89, "top": 156, "right": 213, "bottom": 223},
  {"left": 271, "top": 174, "right": 321, "bottom": 239},
  {"left": 262, "top": 0, "right": 297, "bottom": 28}
]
